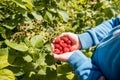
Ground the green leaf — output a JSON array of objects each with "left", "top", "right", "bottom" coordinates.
[
  {"left": 12, "top": 0, "right": 27, "bottom": 10},
  {"left": 23, "top": 55, "right": 33, "bottom": 62},
  {"left": 31, "top": 11, "right": 43, "bottom": 20},
  {"left": 0, "top": 48, "right": 8, "bottom": 56},
  {"left": 3, "top": 22, "right": 16, "bottom": 30},
  {"left": 104, "top": 7, "right": 115, "bottom": 18},
  {"left": 57, "top": 10, "right": 69, "bottom": 22},
  {"left": 5, "top": 40, "right": 28, "bottom": 52},
  {"left": 30, "top": 35, "right": 44, "bottom": 48},
  {"left": 77, "top": 11, "right": 85, "bottom": 18},
  {"left": 0, "top": 69, "right": 15, "bottom": 80},
  {"left": 0, "top": 58, "right": 9, "bottom": 69},
  {"left": 44, "top": 11, "right": 53, "bottom": 22},
  {"left": 24, "top": 38, "right": 32, "bottom": 47},
  {"left": 36, "top": 52, "right": 47, "bottom": 65},
  {"left": 0, "top": 27, "right": 6, "bottom": 39},
  {"left": 23, "top": 0, "right": 34, "bottom": 11},
  {"left": 66, "top": 72, "right": 74, "bottom": 80},
  {"left": 85, "top": 52, "right": 93, "bottom": 58},
  {"left": 2, "top": 15, "right": 21, "bottom": 30},
  {"left": 0, "top": 48, "right": 9, "bottom": 69},
  {"left": 0, "top": 27, "right": 5, "bottom": 34}
]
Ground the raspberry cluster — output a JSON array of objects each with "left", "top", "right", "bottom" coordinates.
[{"left": 53, "top": 36, "right": 73, "bottom": 54}]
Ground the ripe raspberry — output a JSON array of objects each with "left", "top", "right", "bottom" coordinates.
[
  {"left": 61, "top": 37, "right": 69, "bottom": 42},
  {"left": 69, "top": 47, "right": 74, "bottom": 52},
  {"left": 60, "top": 51, "right": 63, "bottom": 54},
  {"left": 53, "top": 36, "right": 74, "bottom": 54},
  {"left": 63, "top": 47, "right": 69, "bottom": 53},
  {"left": 61, "top": 43, "right": 68, "bottom": 48},
  {"left": 54, "top": 44, "right": 61, "bottom": 49},
  {"left": 59, "top": 40, "right": 64, "bottom": 46},
  {"left": 66, "top": 40, "right": 72, "bottom": 45},
  {"left": 58, "top": 46, "right": 62, "bottom": 51},
  {"left": 54, "top": 49, "right": 60, "bottom": 54},
  {"left": 54, "top": 37, "right": 61, "bottom": 44},
  {"left": 67, "top": 44, "right": 71, "bottom": 48}
]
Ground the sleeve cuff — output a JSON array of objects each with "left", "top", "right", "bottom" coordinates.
[
  {"left": 67, "top": 50, "right": 88, "bottom": 69},
  {"left": 78, "top": 32, "right": 93, "bottom": 50}
]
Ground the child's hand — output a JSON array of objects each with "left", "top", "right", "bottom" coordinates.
[
  {"left": 51, "top": 32, "right": 81, "bottom": 61},
  {"left": 51, "top": 43, "right": 74, "bottom": 61},
  {"left": 52, "top": 51, "right": 74, "bottom": 62}
]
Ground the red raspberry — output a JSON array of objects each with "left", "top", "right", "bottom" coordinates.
[
  {"left": 66, "top": 44, "right": 71, "bottom": 48},
  {"left": 69, "top": 47, "right": 74, "bottom": 52},
  {"left": 58, "top": 46, "right": 62, "bottom": 51},
  {"left": 59, "top": 40, "right": 64, "bottom": 46},
  {"left": 54, "top": 49, "right": 60, "bottom": 54},
  {"left": 54, "top": 44, "right": 60, "bottom": 49},
  {"left": 66, "top": 40, "right": 72, "bottom": 45},
  {"left": 61, "top": 43, "right": 68, "bottom": 48},
  {"left": 61, "top": 37, "right": 69, "bottom": 42},
  {"left": 60, "top": 51, "right": 63, "bottom": 54},
  {"left": 63, "top": 47, "right": 69, "bottom": 53},
  {"left": 52, "top": 36, "right": 74, "bottom": 54},
  {"left": 54, "top": 37, "right": 61, "bottom": 44}
]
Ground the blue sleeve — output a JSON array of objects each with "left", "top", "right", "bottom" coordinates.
[
  {"left": 79, "top": 14, "right": 120, "bottom": 49},
  {"left": 67, "top": 50, "right": 103, "bottom": 80}
]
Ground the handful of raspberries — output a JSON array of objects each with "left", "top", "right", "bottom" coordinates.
[{"left": 53, "top": 36, "right": 74, "bottom": 54}]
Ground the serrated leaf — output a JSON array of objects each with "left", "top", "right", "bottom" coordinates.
[
  {"left": 85, "top": 52, "right": 93, "bottom": 58},
  {"left": 12, "top": 0, "right": 27, "bottom": 9},
  {"left": 31, "top": 11, "right": 43, "bottom": 20},
  {"left": 23, "top": 0, "right": 34, "bottom": 11},
  {"left": 57, "top": 10, "right": 69, "bottom": 22},
  {"left": 23, "top": 55, "right": 33, "bottom": 62},
  {"left": 44, "top": 11, "right": 53, "bottom": 22},
  {"left": 0, "top": 27, "right": 5, "bottom": 34},
  {"left": 38, "top": 69, "right": 46, "bottom": 75},
  {"left": 0, "top": 48, "right": 8, "bottom": 56},
  {"left": 36, "top": 53, "right": 47, "bottom": 65},
  {"left": 0, "top": 27, "right": 6, "bottom": 39},
  {"left": 3, "top": 22, "right": 16, "bottom": 30},
  {"left": 30, "top": 35, "right": 44, "bottom": 48},
  {"left": 2, "top": 16, "right": 19, "bottom": 30},
  {"left": 0, "top": 48, "right": 9, "bottom": 69},
  {"left": 0, "top": 55, "right": 9, "bottom": 69},
  {"left": 5, "top": 40, "right": 28, "bottom": 52},
  {"left": 104, "top": 7, "right": 115, "bottom": 18},
  {"left": 66, "top": 72, "right": 74, "bottom": 80},
  {"left": 24, "top": 38, "right": 32, "bottom": 47},
  {"left": 0, "top": 69, "right": 15, "bottom": 80}
]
